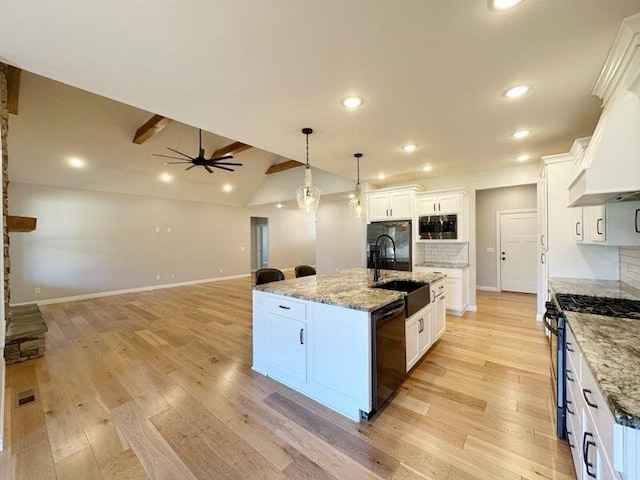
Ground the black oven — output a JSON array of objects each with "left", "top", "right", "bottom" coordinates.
[
  {"left": 418, "top": 214, "right": 457, "bottom": 240},
  {"left": 543, "top": 299, "right": 566, "bottom": 439}
]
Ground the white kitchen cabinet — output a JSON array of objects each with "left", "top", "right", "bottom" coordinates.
[
  {"left": 588, "top": 205, "right": 607, "bottom": 243},
  {"left": 415, "top": 266, "right": 468, "bottom": 316},
  {"left": 366, "top": 186, "right": 420, "bottom": 222},
  {"left": 573, "top": 207, "right": 584, "bottom": 243},
  {"left": 405, "top": 304, "right": 432, "bottom": 371},
  {"left": 416, "top": 193, "right": 460, "bottom": 215},
  {"left": 270, "top": 315, "right": 307, "bottom": 382},
  {"left": 431, "top": 281, "right": 446, "bottom": 341},
  {"left": 579, "top": 202, "right": 640, "bottom": 247}
]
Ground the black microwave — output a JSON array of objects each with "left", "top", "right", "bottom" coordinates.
[{"left": 418, "top": 214, "right": 458, "bottom": 240}]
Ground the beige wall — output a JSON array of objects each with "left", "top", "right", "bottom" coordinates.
[
  {"left": 10, "top": 182, "right": 315, "bottom": 304},
  {"left": 476, "top": 184, "right": 537, "bottom": 289},
  {"left": 315, "top": 200, "right": 366, "bottom": 273}
]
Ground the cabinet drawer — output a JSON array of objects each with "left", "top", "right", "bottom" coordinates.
[
  {"left": 580, "top": 357, "right": 616, "bottom": 470},
  {"left": 266, "top": 296, "right": 306, "bottom": 320},
  {"left": 566, "top": 387, "right": 582, "bottom": 477}
]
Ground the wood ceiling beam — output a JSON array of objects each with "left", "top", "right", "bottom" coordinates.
[
  {"left": 265, "top": 160, "right": 305, "bottom": 175},
  {"left": 132, "top": 114, "right": 172, "bottom": 144},
  {"left": 210, "top": 141, "right": 252, "bottom": 159},
  {"left": 6, "top": 66, "right": 22, "bottom": 115}
]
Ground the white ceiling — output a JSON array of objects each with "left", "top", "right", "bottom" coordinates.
[{"left": 2, "top": 0, "right": 640, "bottom": 191}]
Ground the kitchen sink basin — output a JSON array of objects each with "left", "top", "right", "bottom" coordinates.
[{"left": 372, "top": 280, "right": 430, "bottom": 317}]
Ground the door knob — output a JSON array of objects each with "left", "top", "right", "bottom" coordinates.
[{"left": 501, "top": 257, "right": 506, "bottom": 260}]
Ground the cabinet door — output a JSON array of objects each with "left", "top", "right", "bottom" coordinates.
[
  {"left": 588, "top": 206, "right": 606, "bottom": 243},
  {"left": 444, "top": 277, "right": 461, "bottom": 311},
  {"left": 436, "top": 194, "right": 460, "bottom": 214},
  {"left": 573, "top": 207, "right": 584, "bottom": 243},
  {"left": 368, "top": 193, "right": 390, "bottom": 221},
  {"left": 418, "top": 308, "right": 432, "bottom": 356},
  {"left": 389, "top": 191, "right": 412, "bottom": 219},
  {"left": 538, "top": 173, "right": 548, "bottom": 252},
  {"left": 416, "top": 196, "right": 436, "bottom": 215},
  {"left": 405, "top": 318, "right": 420, "bottom": 372},
  {"left": 270, "top": 315, "right": 307, "bottom": 382},
  {"left": 433, "top": 296, "right": 446, "bottom": 341}
]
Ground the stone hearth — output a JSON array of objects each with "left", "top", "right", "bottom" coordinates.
[{"left": 5, "top": 304, "right": 47, "bottom": 364}]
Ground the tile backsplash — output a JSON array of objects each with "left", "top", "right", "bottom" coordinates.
[
  {"left": 620, "top": 247, "right": 640, "bottom": 291},
  {"left": 416, "top": 242, "right": 469, "bottom": 265}
]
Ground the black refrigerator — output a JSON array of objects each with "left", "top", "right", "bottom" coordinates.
[{"left": 366, "top": 221, "right": 412, "bottom": 272}]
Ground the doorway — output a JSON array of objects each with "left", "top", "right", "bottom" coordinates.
[
  {"left": 497, "top": 210, "right": 537, "bottom": 293},
  {"left": 250, "top": 217, "right": 269, "bottom": 271}
]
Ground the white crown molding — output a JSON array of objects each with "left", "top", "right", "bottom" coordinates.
[{"left": 592, "top": 13, "right": 640, "bottom": 106}]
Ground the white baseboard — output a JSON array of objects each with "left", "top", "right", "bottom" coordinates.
[
  {"left": 476, "top": 285, "right": 499, "bottom": 292},
  {"left": 536, "top": 313, "right": 544, "bottom": 322},
  {"left": 467, "top": 304, "right": 478, "bottom": 312},
  {"left": 11, "top": 273, "right": 252, "bottom": 307},
  {"left": 0, "top": 356, "right": 4, "bottom": 452}
]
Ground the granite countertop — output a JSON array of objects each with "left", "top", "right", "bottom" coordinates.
[
  {"left": 252, "top": 268, "right": 446, "bottom": 312},
  {"left": 549, "top": 278, "right": 640, "bottom": 429},
  {"left": 415, "top": 262, "right": 470, "bottom": 269}
]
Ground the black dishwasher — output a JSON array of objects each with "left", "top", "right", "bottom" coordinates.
[{"left": 369, "top": 299, "right": 407, "bottom": 418}]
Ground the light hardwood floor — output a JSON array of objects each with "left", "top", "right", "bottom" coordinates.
[{"left": 0, "top": 277, "right": 574, "bottom": 480}]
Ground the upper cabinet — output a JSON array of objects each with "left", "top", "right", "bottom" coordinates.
[
  {"left": 366, "top": 186, "right": 421, "bottom": 222},
  {"left": 574, "top": 202, "right": 640, "bottom": 246},
  {"left": 416, "top": 193, "right": 460, "bottom": 215}
]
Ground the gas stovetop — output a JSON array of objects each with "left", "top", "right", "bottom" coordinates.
[{"left": 555, "top": 293, "right": 640, "bottom": 320}]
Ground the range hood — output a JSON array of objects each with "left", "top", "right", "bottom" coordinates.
[{"left": 568, "top": 14, "right": 640, "bottom": 207}]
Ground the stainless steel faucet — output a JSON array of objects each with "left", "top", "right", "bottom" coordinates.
[{"left": 373, "top": 234, "right": 396, "bottom": 282}]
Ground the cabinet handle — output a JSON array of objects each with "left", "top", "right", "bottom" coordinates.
[
  {"left": 433, "top": 203, "right": 436, "bottom": 212},
  {"left": 438, "top": 202, "right": 441, "bottom": 211},
  {"left": 541, "top": 234, "right": 545, "bottom": 246},
  {"left": 575, "top": 222, "right": 580, "bottom": 236},
  {"left": 385, "top": 209, "right": 389, "bottom": 217},
  {"left": 299, "top": 328, "right": 304, "bottom": 345},
  {"left": 566, "top": 342, "right": 574, "bottom": 352},
  {"left": 582, "top": 388, "right": 598, "bottom": 409},
  {"left": 566, "top": 429, "right": 575, "bottom": 448},
  {"left": 566, "top": 399, "right": 575, "bottom": 415},
  {"left": 278, "top": 305, "right": 291, "bottom": 310},
  {"left": 566, "top": 369, "right": 575, "bottom": 382},
  {"left": 540, "top": 253, "right": 545, "bottom": 264},
  {"left": 596, "top": 218, "right": 603, "bottom": 235},
  {"left": 635, "top": 209, "right": 639, "bottom": 233},
  {"left": 390, "top": 208, "right": 393, "bottom": 217},
  {"left": 582, "top": 432, "right": 596, "bottom": 478}
]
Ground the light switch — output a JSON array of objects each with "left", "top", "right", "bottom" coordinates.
[{"left": 487, "top": 247, "right": 495, "bottom": 253}]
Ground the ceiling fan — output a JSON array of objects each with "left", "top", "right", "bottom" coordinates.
[{"left": 153, "top": 129, "right": 243, "bottom": 173}]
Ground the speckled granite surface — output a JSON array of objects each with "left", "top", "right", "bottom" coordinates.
[
  {"left": 415, "top": 262, "right": 470, "bottom": 269},
  {"left": 549, "top": 278, "right": 640, "bottom": 429},
  {"left": 550, "top": 277, "right": 640, "bottom": 300},
  {"left": 252, "top": 268, "right": 446, "bottom": 312}
]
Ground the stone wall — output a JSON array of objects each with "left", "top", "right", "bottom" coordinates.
[{"left": 0, "top": 64, "right": 9, "bottom": 330}]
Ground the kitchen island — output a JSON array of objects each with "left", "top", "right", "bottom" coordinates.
[
  {"left": 549, "top": 278, "right": 640, "bottom": 479},
  {"left": 252, "top": 268, "right": 445, "bottom": 421}
]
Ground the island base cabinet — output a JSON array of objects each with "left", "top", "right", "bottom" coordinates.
[
  {"left": 252, "top": 291, "right": 372, "bottom": 421},
  {"left": 406, "top": 304, "right": 432, "bottom": 372},
  {"left": 433, "top": 294, "right": 446, "bottom": 341}
]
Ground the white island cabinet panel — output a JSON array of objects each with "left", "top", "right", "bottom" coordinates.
[{"left": 309, "top": 302, "right": 371, "bottom": 415}]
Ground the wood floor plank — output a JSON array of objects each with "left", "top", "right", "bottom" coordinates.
[
  {"left": 15, "top": 440, "right": 56, "bottom": 480},
  {"left": 100, "top": 449, "right": 149, "bottom": 480},
  {"left": 55, "top": 446, "right": 103, "bottom": 480}
]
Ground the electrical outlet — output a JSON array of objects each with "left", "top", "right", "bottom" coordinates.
[
  {"left": 240, "top": 246, "right": 246, "bottom": 251},
  {"left": 170, "top": 273, "right": 175, "bottom": 279},
  {"left": 219, "top": 268, "right": 224, "bottom": 273},
  {"left": 487, "top": 247, "right": 495, "bottom": 253},
  {"left": 34, "top": 287, "right": 40, "bottom": 294},
  {"left": 156, "top": 274, "right": 161, "bottom": 280},
  {"left": 155, "top": 227, "right": 160, "bottom": 233},
  {"left": 167, "top": 227, "right": 171, "bottom": 233}
]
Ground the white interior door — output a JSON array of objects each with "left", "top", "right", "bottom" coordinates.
[
  {"left": 257, "top": 224, "right": 269, "bottom": 268},
  {"left": 500, "top": 212, "right": 537, "bottom": 293}
]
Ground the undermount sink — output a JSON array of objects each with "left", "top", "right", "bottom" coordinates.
[{"left": 372, "top": 280, "right": 430, "bottom": 317}]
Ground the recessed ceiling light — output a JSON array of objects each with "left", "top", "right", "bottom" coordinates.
[
  {"left": 491, "top": 0, "right": 523, "bottom": 10},
  {"left": 160, "top": 173, "right": 173, "bottom": 182},
  {"left": 276, "top": 203, "right": 283, "bottom": 209},
  {"left": 504, "top": 85, "right": 530, "bottom": 99},
  {"left": 422, "top": 165, "right": 433, "bottom": 172},
  {"left": 402, "top": 144, "right": 418, "bottom": 153},
  {"left": 511, "top": 129, "right": 531, "bottom": 139},
  {"left": 222, "top": 184, "right": 233, "bottom": 192},
  {"left": 377, "top": 173, "right": 386, "bottom": 180},
  {"left": 341, "top": 96, "right": 364, "bottom": 108},
  {"left": 516, "top": 154, "right": 531, "bottom": 162},
  {"left": 348, "top": 193, "right": 356, "bottom": 199},
  {"left": 69, "top": 157, "right": 85, "bottom": 168}
]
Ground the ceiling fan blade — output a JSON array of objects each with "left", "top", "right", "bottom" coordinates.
[
  {"left": 212, "top": 165, "right": 235, "bottom": 172},
  {"left": 167, "top": 147, "right": 195, "bottom": 160},
  {"left": 210, "top": 155, "right": 234, "bottom": 162},
  {"left": 185, "top": 165, "right": 196, "bottom": 170},
  {"left": 199, "top": 129, "right": 202, "bottom": 155},
  {"left": 204, "top": 165, "right": 214, "bottom": 174},
  {"left": 210, "top": 162, "right": 243, "bottom": 167},
  {"left": 153, "top": 154, "right": 192, "bottom": 161},
  {"left": 162, "top": 161, "right": 192, "bottom": 165}
]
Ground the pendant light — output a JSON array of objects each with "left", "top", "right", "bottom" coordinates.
[
  {"left": 296, "top": 127, "right": 321, "bottom": 213},
  {"left": 350, "top": 153, "right": 364, "bottom": 218}
]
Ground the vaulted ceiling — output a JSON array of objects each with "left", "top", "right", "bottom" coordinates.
[{"left": 2, "top": 1, "right": 640, "bottom": 196}]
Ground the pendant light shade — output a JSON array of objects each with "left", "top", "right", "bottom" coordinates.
[
  {"left": 349, "top": 153, "right": 364, "bottom": 218},
  {"left": 296, "top": 128, "right": 321, "bottom": 213}
]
